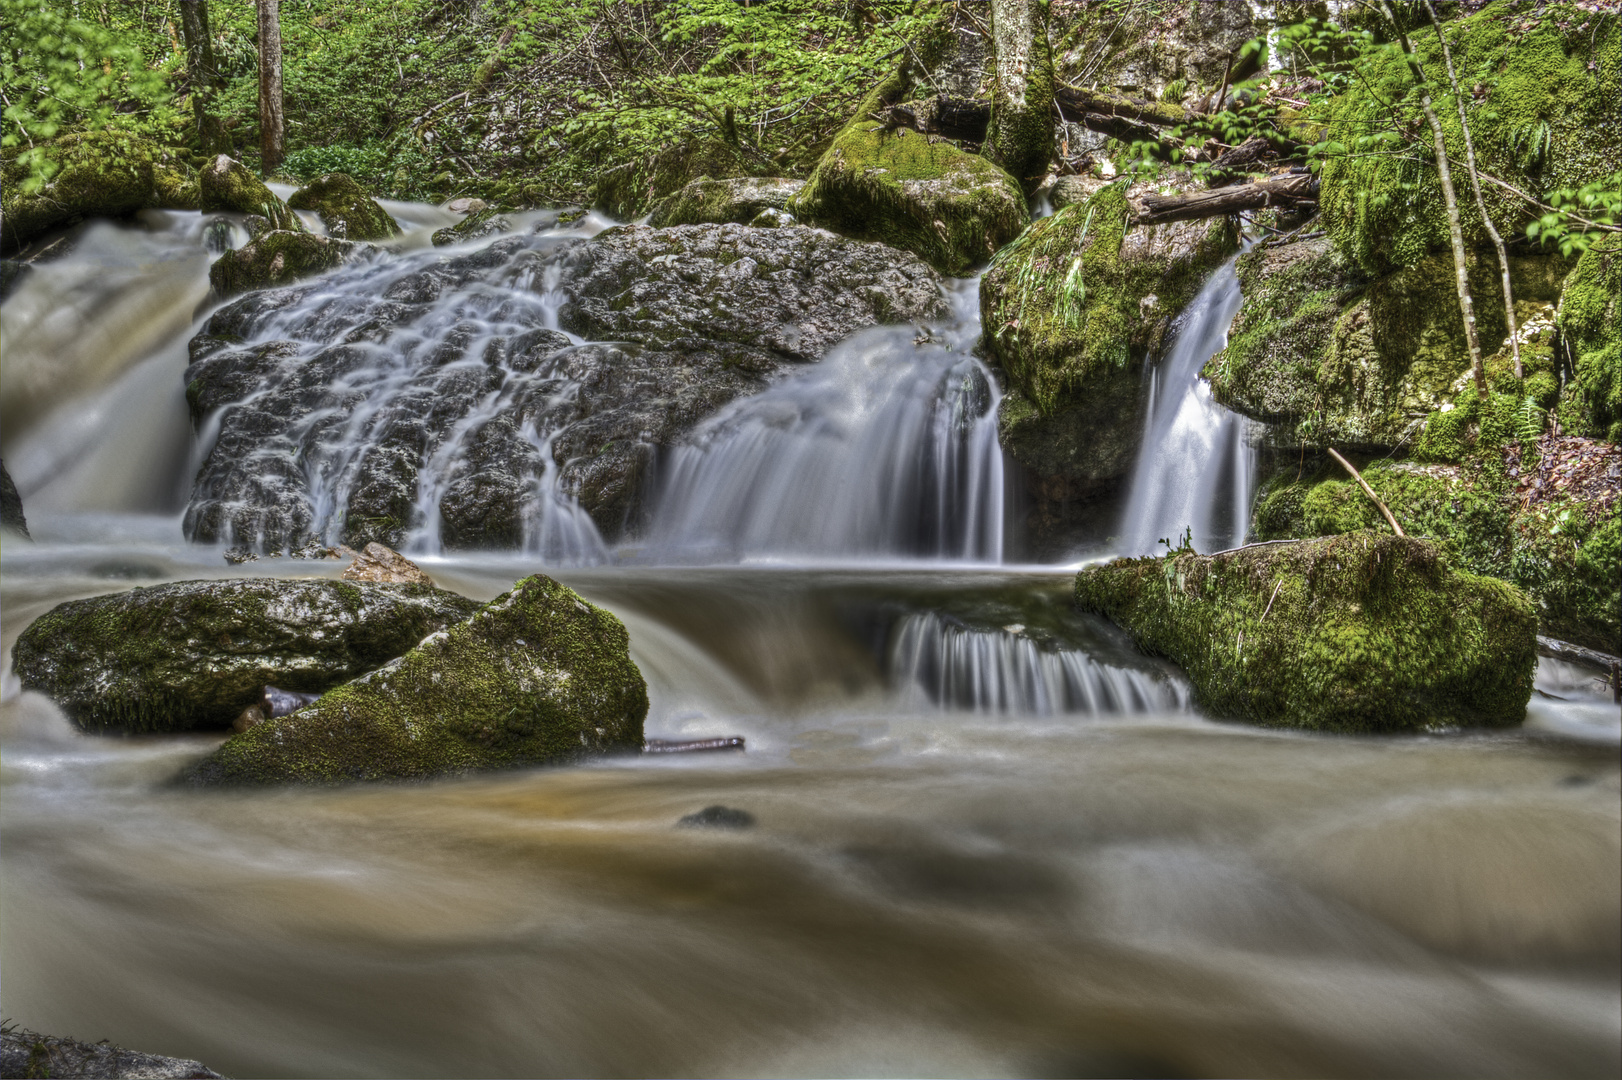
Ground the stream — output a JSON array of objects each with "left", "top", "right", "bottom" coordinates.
[{"left": 2, "top": 208, "right": 1618, "bottom": 1079}]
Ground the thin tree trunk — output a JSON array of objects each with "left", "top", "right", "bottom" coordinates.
[
  {"left": 987, "top": 0, "right": 1053, "bottom": 196},
  {"left": 178, "top": 0, "right": 222, "bottom": 152},
  {"left": 257, "top": 0, "right": 285, "bottom": 174},
  {"left": 1424, "top": 0, "right": 1520, "bottom": 377},
  {"left": 1379, "top": 1, "right": 1486, "bottom": 399}
]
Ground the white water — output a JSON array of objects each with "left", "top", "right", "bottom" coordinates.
[
  {"left": 644, "top": 285, "right": 1006, "bottom": 563},
  {"left": 1118, "top": 254, "right": 1256, "bottom": 555}
]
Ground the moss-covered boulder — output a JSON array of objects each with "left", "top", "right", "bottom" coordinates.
[
  {"left": 1250, "top": 439, "right": 1621, "bottom": 654},
  {"left": 198, "top": 154, "right": 303, "bottom": 232},
  {"left": 980, "top": 182, "right": 1237, "bottom": 542},
  {"left": 1204, "top": 236, "right": 1572, "bottom": 451},
  {"left": 789, "top": 121, "right": 1026, "bottom": 276},
  {"left": 648, "top": 176, "right": 804, "bottom": 228},
  {"left": 592, "top": 138, "right": 769, "bottom": 222},
  {"left": 431, "top": 207, "right": 513, "bottom": 247},
  {"left": 1318, "top": 4, "right": 1619, "bottom": 274},
  {"left": 208, "top": 230, "right": 368, "bottom": 299},
  {"left": 0, "top": 131, "right": 198, "bottom": 252},
  {"left": 11, "top": 579, "right": 481, "bottom": 734},
  {"left": 1555, "top": 235, "right": 1621, "bottom": 442},
  {"left": 1, "top": 457, "right": 28, "bottom": 538},
  {"left": 287, "top": 172, "right": 400, "bottom": 241},
  {"left": 185, "top": 574, "right": 647, "bottom": 785},
  {"left": 1074, "top": 533, "right": 1538, "bottom": 732}
]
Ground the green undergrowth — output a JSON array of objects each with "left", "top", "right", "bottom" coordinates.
[
  {"left": 1074, "top": 532, "right": 1538, "bottom": 732},
  {"left": 1555, "top": 234, "right": 1622, "bottom": 441}
]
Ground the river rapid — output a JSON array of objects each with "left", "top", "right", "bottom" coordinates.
[{"left": 2, "top": 207, "right": 1618, "bottom": 1079}]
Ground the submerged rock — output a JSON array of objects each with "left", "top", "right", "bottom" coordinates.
[
  {"left": 0, "top": 132, "right": 198, "bottom": 252},
  {"left": 207, "top": 230, "right": 370, "bottom": 299},
  {"left": 182, "top": 225, "right": 945, "bottom": 551},
  {"left": 185, "top": 574, "right": 647, "bottom": 785},
  {"left": 1074, "top": 532, "right": 1538, "bottom": 732},
  {"left": 0, "top": 1025, "right": 223, "bottom": 1080},
  {"left": 1, "top": 457, "right": 28, "bottom": 538},
  {"left": 648, "top": 176, "right": 804, "bottom": 228},
  {"left": 199, "top": 154, "right": 302, "bottom": 232},
  {"left": 287, "top": 172, "right": 400, "bottom": 240},
  {"left": 11, "top": 579, "right": 481, "bottom": 734},
  {"left": 791, "top": 121, "right": 1026, "bottom": 276}
]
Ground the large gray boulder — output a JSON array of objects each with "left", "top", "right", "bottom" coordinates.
[
  {"left": 182, "top": 224, "right": 945, "bottom": 552},
  {"left": 185, "top": 574, "right": 647, "bottom": 785},
  {"left": 12, "top": 579, "right": 481, "bottom": 733}
]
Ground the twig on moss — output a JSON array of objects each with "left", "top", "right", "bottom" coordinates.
[{"left": 1329, "top": 447, "right": 1405, "bottom": 537}]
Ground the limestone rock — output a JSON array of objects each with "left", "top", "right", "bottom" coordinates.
[
  {"left": 341, "top": 542, "right": 433, "bottom": 585},
  {"left": 207, "top": 230, "right": 370, "bottom": 299},
  {"left": 790, "top": 122, "right": 1026, "bottom": 276},
  {"left": 592, "top": 137, "right": 768, "bottom": 221},
  {"left": 648, "top": 176, "right": 804, "bottom": 228},
  {"left": 0, "top": 1025, "right": 222, "bottom": 1080},
  {"left": 11, "top": 579, "right": 481, "bottom": 733},
  {"left": 1074, "top": 532, "right": 1538, "bottom": 732},
  {"left": 199, "top": 154, "right": 302, "bottom": 232},
  {"left": 287, "top": 172, "right": 400, "bottom": 240},
  {"left": 184, "top": 574, "right": 647, "bottom": 784},
  {"left": 0, "top": 132, "right": 198, "bottom": 252}
]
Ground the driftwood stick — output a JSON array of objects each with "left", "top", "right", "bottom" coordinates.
[
  {"left": 1328, "top": 448, "right": 1405, "bottom": 537},
  {"left": 1133, "top": 172, "right": 1316, "bottom": 225}
]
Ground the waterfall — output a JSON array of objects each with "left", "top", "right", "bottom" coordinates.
[
  {"left": 889, "top": 612, "right": 1190, "bottom": 714},
  {"left": 644, "top": 282, "right": 1006, "bottom": 563},
  {"left": 1118, "top": 255, "right": 1255, "bottom": 556}
]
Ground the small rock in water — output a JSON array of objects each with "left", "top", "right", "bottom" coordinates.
[
  {"left": 262, "top": 685, "right": 321, "bottom": 718},
  {"left": 341, "top": 542, "right": 433, "bottom": 585},
  {"left": 233, "top": 703, "right": 267, "bottom": 732},
  {"left": 446, "top": 197, "right": 488, "bottom": 214},
  {"left": 678, "top": 805, "right": 756, "bottom": 829}
]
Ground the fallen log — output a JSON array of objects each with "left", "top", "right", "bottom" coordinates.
[{"left": 1133, "top": 171, "right": 1317, "bottom": 225}]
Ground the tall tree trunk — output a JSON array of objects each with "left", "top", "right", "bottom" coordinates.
[
  {"left": 178, "top": 0, "right": 224, "bottom": 154},
  {"left": 1424, "top": 0, "right": 1520, "bottom": 378},
  {"left": 986, "top": 0, "right": 1053, "bottom": 197},
  {"left": 257, "top": 0, "right": 285, "bottom": 174},
  {"left": 1379, "top": 1, "right": 1486, "bottom": 400}
]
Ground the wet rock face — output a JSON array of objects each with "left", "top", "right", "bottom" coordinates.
[
  {"left": 0, "top": 1026, "right": 223, "bottom": 1080},
  {"left": 182, "top": 225, "right": 944, "bottom": 552},
  {"left": 11, "top": 579, "right": 481, "bottom": 734},
  {"left": 207, "top": 229, "right": 372, "bottom": 299},
  {"left": 185, "top": 574, "right": 647, "bottom": 785}
]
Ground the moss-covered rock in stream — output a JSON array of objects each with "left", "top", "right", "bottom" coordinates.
[
  {"left": 208, "top": 230, "right": 371, "bottom": 299},
  {"left": 431, "top": 207, "right": 513, "bottom": 247},
  {"left": 0, "top": 132, "right": 198, "bottom": 252},
  {"left": 1554, "top": 235, "right": 1621, "bottom": 442},
  {"left": 184, "top": 574, "right": 647, "bottom": 785},
  {"left": 1204, "top": 236, "right": 1572, "bottom": 451},
  {"left": 592, "top": 138, "right": 770, "bottom": 222},
  {"left": 980, "top": 182, "right": 1238, "bottom": 546},
  {"left": 1249, "top": 439, "right": 1621, "bottom": 653},
  {"left": 648, "top": 176, "right": 805, "bottom": 228},
  {"left": 1318, "top": 3, "right": 1619, "bottom": 274},
  {"left": 1074, "top": 533, "right": 1538, "bottom": 732},
  {"left": 287, "top": 172, "right": 401, "bottom": 241},
  {"left": 789, "top": 120, "right": 1026, "bottom": 276},
  {"left": 11, "top": 579, "right": 482, "bottom": 734},
  {"left": 199, "top": 154, "right": 304, "bottom": 232},
  {"left": 1, "top": 458, "right": 28, "bottom": 538}
]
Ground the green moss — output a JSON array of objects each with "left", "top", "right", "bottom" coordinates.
[
  {"left": 11, "top": 580, "right": 481, "bottom": 734},
  {"left": 789, "top": 122, "right": 1027, "bottom": 276},
  {"left": 592, "top": 138, "right": 770, "bottom": 222},
  {"left": 1555, "top": 234, "right": 1622, "bottom": 442},
  {"left": 647, "top": 177, "right": 803, "bottom": 228},
  {"left": 1074, "top": 532, "right": 1538, "bottom": 732},
  {"left": 199, "top": 154, "right": 304, "bottom": 232},
  {"left": 286, "top": 172, "right": 400, "bottom": 240},
  {"left": 983, "top": 182, "right": 1238, "bottom": 414},
  {"left": 1319, "top": 3, "right": 1619, "bottom": 273},
  {"left": 1, "top": 131, "right": 198, "bottom": 251},
  {"left": 208, "top": 230, "right": 357, "bottom": 298},
  {"left": 186, "top": 574, "right": 648, "bottom": 785}
]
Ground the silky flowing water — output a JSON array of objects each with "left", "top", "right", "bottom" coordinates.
[{"left": 2, "top": 210, "right": 1618, "bottom": 1079}]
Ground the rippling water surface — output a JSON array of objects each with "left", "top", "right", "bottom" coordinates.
[{"left": 2, "top": 210, "right": 1618, "bottom": 1079}]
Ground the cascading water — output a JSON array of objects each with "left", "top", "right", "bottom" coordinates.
[
  {"left": 645, "top": 281, "right": 1006, "bottom": 562},
  {"left": 889, "top": 611, "right": 1189, "bottom": 714},
  {"left": 1118, "top": 254, "right": 1256, "bottom": 555}
]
